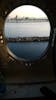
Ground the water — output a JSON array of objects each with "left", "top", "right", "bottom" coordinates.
[
  {"left": 4, "top": 22, "right": 50, "bottom": 37},
  {"left": 4, "top": 22, "right": 50, "bottom": 61},
  {"left": 7, "top": 42, "right": 48, "bottom": 61}
]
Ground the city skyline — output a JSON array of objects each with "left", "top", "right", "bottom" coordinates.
[
  {"left": 7, "top": 5, "right": 47, "bottom": 19},
  {"left": 7, "top": 16, "right": 48, "bottom": 20}
]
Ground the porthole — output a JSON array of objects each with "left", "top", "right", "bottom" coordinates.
[{"left": 4, "top": 5, "right": 51, "bottom": 62}]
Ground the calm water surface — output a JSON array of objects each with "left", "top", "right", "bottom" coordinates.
[
  {"left": 4, "top": 22, "right": 50, "bottom": 61},
  {"left": 4, "top": 22, "right": 50, "bottom": 37},
  {"left": 7, "top": 42, "right": 48, "bottom": 61}
]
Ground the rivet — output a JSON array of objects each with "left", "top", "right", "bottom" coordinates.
[{"left": 0, "top": 40, "right": 3, "bottom": 43}]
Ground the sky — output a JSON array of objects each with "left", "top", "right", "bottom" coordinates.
[{"left": 8, "top": 5, "right": 47, "bottom": 19}]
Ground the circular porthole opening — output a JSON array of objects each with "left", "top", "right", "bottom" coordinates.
[{"left": 4, "top": 5, "right": 51, "bottom": 62}]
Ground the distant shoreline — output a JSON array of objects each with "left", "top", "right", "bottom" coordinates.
[
  {"left": 6, "top": 37, "right": 49, "bottom": 42},
  {"left": 6, "top": 18, "right": 48, "bottom": 23}
]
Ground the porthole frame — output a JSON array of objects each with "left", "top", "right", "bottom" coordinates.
[{"left": 2, "top": 1, "right": 54, "bottom": 65}]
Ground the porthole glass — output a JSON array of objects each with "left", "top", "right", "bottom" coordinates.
[{"left": 4, "top": 5, "right": 51, "bottom": 61}]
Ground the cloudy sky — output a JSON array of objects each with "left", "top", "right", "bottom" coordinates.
[{"left": 8, "top": 5, "right": 47, "bottom": 19}]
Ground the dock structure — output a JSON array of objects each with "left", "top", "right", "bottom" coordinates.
[{"left": 5, "top": 37, "right": 49, "bottom": 42}]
